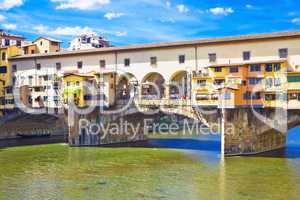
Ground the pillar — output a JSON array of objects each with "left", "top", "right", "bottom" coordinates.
[{"left": 223, "top": 108, "right": 287, "bottom": 156}]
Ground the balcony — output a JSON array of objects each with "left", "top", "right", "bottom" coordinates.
[{"left": 193, "top": 71, "right": 209, "bottom": 78}]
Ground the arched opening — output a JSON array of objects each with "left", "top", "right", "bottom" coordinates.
[
  {"left": 116, "top": 73, "right": 138, "bottom": 102},
  {"left": 169, "top": 71, "right": 188, "bottom": 100},
  {"left": 141, "top": 72, "right": 165, "bottom": 100}
]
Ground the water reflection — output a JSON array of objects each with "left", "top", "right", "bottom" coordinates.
[{"left": 1, "top": 131, "right": 300, "bottom": 199}]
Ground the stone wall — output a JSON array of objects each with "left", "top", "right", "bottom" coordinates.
[
  {"left": 68, "top": 108, "right": 147, "bottom": 146},
  {"left": 0, "top": 113, "right": 68, "bottom": 140},
  {"left": 223, "top": 108, "right": 287, "bottom": 155}
]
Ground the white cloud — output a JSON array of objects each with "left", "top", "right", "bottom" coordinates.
[
  {"left": 32, "top": 24, "right": 127, "bottom": 37},
  {"left": 2, "top": 23, "right": 17, "bottom": 30},
  {"left": 0, "top": 0, "right": 24, "bottom": 10},
  {"left": 177, "top": 4, "right": 189, "bottom": 13},
  {"left": 33, "top": 25, "right": 96, "bottom": 36},
  {"left": 51, "top": 0, "right": 110, "bottom": 10},
  {"left": 166, "top": 1, "right": 171, "bottom": 8},
  {"left": 246, "top": 4, "right": 253, "bottom": 9},
  {"left": 0, "top": 14, "right": 5, "bottom": 21},
  {"left": 115, "top": 31, "right": 127, "bottom": 37},
  {"left": 104, "top": 12, "right": 124, "bottom": 20},
  {"left": 208, "top": 7, "right": 234, "bottom": 16},
  {"left": 291, "top": 18, "right": 300, "bottom": 24}
]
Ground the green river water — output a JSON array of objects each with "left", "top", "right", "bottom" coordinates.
[{"left": 1, "top": 142, "right": 300, "bottom": 200}]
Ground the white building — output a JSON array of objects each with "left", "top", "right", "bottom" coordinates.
[
  {"left": 0, "top": 29, "right": 26, "bottom": 48},
  {"left": 69, "top": 34, "right": 110, "bottom": 51}
]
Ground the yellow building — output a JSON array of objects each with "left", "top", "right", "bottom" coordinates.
[
  {"left": 287, "top": 71, "right": 300, "bottom": 109},
  {"left": 63, "top": 73, "right": 95, "bottom": 107},
  {"left": 22, "top": 44, "right": 38, "bottom": 55},
  {"left": 0, "top": 45, "right": 22, "bottom": 114},
  {"left": 32, "top": 37, "right": 62, "bottom": 54},
  {"left": 193, "top": 60, "right": 289, "bottom": 108},
  {"left": 63, "top": 71, "right": 116, "bottom": 108}
]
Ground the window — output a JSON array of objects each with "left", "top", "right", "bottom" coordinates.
[
  {"left": 274, "top": 63, "right": 281, "bottom": 71},
  {"left": 4, "top": 39, "right": 9, "bottom": 46},
  {"left": 150, "top": 57, "right": 157, "bottom": 66},
  {"left": 0, "top": 66, "right": 7, "bottom": 74},
  {"left": 214, "top": 79, "right": 225, "bottom": 85},
  {"left": 43, "top": 96, "right": 48, "bottom": 101},
  {"left": 243, "top": 91, "right": 252, "bottom": 100},
  {"left": 265, "top": 78, "right": 273, "bottom": 88},
  {"left": 250, "top": 64, "right": 261, "bottom": 72},
  {"left": 265, "top": 64, "right": 273, "bottom": 72},
  {"left": 243, "top": 51, "right": 251, "bottom": 61},
  {"left": 5, "top": 87, "right": 13, "bottom": 94},
  {"left": 214, "top": 67, "right": 222, "bottom": 72},
  {"left": 12, "top": 65, "right": 17, "bottom": 72},
  {"left": 197, "top": 80, "right": 206, "bottom": 87},
  {"left": 56, "top": 63, "right": 61, "bottom": 71},
  {"left": 16, "top": 40, "right": 21, "bottom": 47},
  {"left": 31, "top": 50, "right": 35, "bottom": 54},
  {"left": 124, "top": 58, "right": 130, "bottom": 67},
  {"left": 196, "top": 94, "right": 209, "bottom": 101},
  {"left": 229, "top": 67, "right": 239, "bottom": 73},
  {"left": 265, "top": 94, "right": 276, "bottom": 101},
  {"left": 279, "top": 48, "right": 288, "bottom": 58},
  {"left": 40, "top": 41, "right": 43, "bottom": 46},
  {"left": 53, "top": 82, "right": 59, "bottom": 89},
  {"left": 179, "top": 55, "right": 185, "bottom": 64},
  {"left": 221, "top": 93, "right": 231, "bottom": 100},
  {"left": 77, "top": 61, "right": 83, "bottom": 69},
  {"left": 1, "top": 52, "right": 6, "bottom": 61},
  {"left": 45, "top": 50, "right": 48, "bottom": 53},
  {"left": 100, "top": 60, "right": 106, "bottom": 68},
  {"left": 209, "top": 53, "right": 217, "bottom": 63},
  {"left": 248, "top": 78, "right": 262, "bottom": 85},
  {"left": 84, "top": 95, "right": 92, "bottom": 101},
  {"left": 76, "top": 81, "right": 80, "bottom": 86},
  {"left": 252, "top": 92, "right": 261, "bottom": 100},
  {"left": 43, "top": 75, "right": 48, "bottom": 81},
  {"left": 36, "top": 63, "right": 41, "bottom": 70},
  {"left": 274, "top": 78, "right": 281, "bottom": 86}
]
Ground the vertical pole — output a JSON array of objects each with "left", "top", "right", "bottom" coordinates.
[{"left": 221, "top": 106, "right": 226, "bottom": 157}]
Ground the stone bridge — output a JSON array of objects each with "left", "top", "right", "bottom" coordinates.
[{"left": 66, "top": 97, "right": 300, "bottom": 156}]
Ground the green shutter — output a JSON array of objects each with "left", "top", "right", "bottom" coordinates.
[{"left": 288, "top": 76, "right": 300, "bottom": 82}]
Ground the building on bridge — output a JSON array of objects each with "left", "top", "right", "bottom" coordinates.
[{"left": 8, "top": 30, "right": 300, "bottom": 110}]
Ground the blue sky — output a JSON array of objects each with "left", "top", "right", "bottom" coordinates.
[{"left": 1, "top": 0, "right": 300, "bottom": 48}]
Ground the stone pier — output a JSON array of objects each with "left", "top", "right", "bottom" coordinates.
[
  {"left": 222, "top": 108, "right": 288, "bottom": 156},
  {"left": 68, "top": 107, "right": 147, "bottom": 147}
]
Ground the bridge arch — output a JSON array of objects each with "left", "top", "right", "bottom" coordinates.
[
  {"left": 169, "top": 70, "right": 188, "bottom": 100},
  {"left": 116, "top": 72, "right": 138, "bottom": 101},
  {"left": 141, "top": 72, "right": 166, "bottom": 99}
]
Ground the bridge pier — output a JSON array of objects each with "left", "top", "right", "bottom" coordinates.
[
  {"left": 68, "top": 108, "right": 147, "bottom": 147},
  {"left": 221, "top": 108, "right": 287, "bottom": 156}
]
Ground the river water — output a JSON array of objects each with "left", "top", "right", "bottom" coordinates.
[{"left": 0, "top": 134, "right": 300, "bottom": 200}]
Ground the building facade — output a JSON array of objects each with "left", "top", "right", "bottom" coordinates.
[
  {"left": 0, "top": 30, "right": 25, "bottom": 48},
  {"left": 32, "top": 37, "right": 62, "bottom": 54},
  {"left": 8, "top": 31, "right": 300, "bottom": 113}
]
